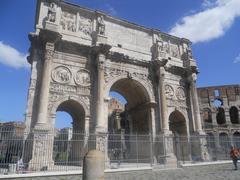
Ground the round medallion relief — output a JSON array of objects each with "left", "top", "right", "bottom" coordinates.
[
  {"left": 75, "top": 69, "right": 91, "bottom": 86},
  {"left": 52, "top": 66, "right": 71, "bottom": 84},
  {"left": 176, "top": 87, "right": 186, "bottom": 100},
  {"left": 165, "top": 85, "right": 174, "bottom": 99}
]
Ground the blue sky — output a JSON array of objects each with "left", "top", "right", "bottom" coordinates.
[{"left": 0, "top": 0, "right": 240, "bottom": 127}]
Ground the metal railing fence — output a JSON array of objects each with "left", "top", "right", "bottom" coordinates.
[{"left": 0, "top": 131, "right": 236, "bottom": 174}]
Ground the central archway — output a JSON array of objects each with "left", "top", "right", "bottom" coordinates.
[
  {"left": 53, "top": 99, "right": 86, "bottom": 166},
  {"left": 108, "top": 78, "right": 152, "bottom": 164},
  {"left": 109, "top": 78, "right": 151, "bottom": 134}
]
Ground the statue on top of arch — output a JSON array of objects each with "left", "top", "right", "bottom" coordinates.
[
  {"left": 152, "top": 34, "right": 169, "bottom": 60},
  {"left": 97, "top": 15, "right": 105, "bottom": 35},
  {"left": 47, "top": 2, "right": 57, "bottom": 23}
]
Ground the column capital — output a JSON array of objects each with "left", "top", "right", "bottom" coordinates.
[
  {"left": 152, "top": 58, "right": 168, "bottom": 68},
  {"left": 44, "top": 42, "right": 55, "bottom": 63},
  {"left": 39, "top": 29, "right": 62, "bottom": 44},
  {"left": 188, "top": 72, "right": 197, "bottom": 84},
  {"left": 92, "top": 43, "right": 111, "bottom": 55}
]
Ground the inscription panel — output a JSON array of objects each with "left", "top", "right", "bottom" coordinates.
[{"left": 50, "top": 83, "right": 90, "bottom": 95}]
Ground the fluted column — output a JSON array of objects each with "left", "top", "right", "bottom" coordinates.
[
  {"left": 154, "top": 59, "right": 169, "bottom": 133},
  {"left": 95, "top": 53, "right": 106, "bottom": 132},
  {"left": 188, "top": 72, "right": 203, "bottom": 132},
  {"left": 94, "top": 44, "right": 111, "bottom": 133},
  {"left": 35, "top": 42, "right": 54, "bottom": 127},
  {"left": 25, "top": 35, "right": 40, "bottom": 131}
]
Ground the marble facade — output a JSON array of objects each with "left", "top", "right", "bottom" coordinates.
[{"left": 24, "top": 0, "right": 207, "bottom": 170}]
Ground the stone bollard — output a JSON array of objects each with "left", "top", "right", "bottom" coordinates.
[{"left": 83, "top": 150, "right": 105, "bottom": 180}]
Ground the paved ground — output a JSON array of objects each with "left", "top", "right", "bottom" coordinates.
[
  {"left": 2, "top": 163, "right": 240, "bottom": 179},
  {"left": 106, "top": 163, "right": 240, "bottom": 180}
]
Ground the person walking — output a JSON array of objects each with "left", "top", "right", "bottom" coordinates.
[{"left": 230, "top": 145, "right": 239, "bottom": 170}]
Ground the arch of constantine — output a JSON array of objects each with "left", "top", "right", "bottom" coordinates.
[{"left": 24, "top": 0, "right": 208, "bottom": 170}]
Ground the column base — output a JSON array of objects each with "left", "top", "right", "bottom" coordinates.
[
  {"left": 191, "top": 131, "right": 210, "bottom": 161},
  {"left": 156, "top": 130, "right": 177, "bottom": 168},
  {"left": 95, "top": 131, "right": 111, "bottom": 169},
  {"left": 28, "top": 128, "right": 54, "bottom": 171}
]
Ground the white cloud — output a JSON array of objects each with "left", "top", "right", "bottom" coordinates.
[
  {"left": 202, "top": 0, "right": 217, "bottom": 8},
  {"left": 0, "top": 41, "right": 29, "bottom": 68},
  {"left": 105, "top": 3, "right": 117, "bottom": 16},
  {"left": 169, "top": 0, "right": 240, "bottom": 43},
  {"left": 234, "top": 53, "right": 240, "bottom": 63}
]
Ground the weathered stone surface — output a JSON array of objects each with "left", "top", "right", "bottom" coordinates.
[{"left": 24, "top": 0, "right": 206, "bottom": 170}]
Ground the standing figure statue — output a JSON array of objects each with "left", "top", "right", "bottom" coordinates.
[
  {"left": 187, "top": 47, "right": 193, "bottom": 59},
  {"left": 47, "top": 3, "right": 56, "bottom": 22},
  {"left": 97, "top": 16, "right": 105, "bottom": 35}
]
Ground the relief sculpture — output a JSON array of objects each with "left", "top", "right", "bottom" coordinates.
[
  {"left": 60, "top": 11, "right": 76, "bottom": 32},
  {"left": 176, "top": 87, "right": 186, "bottom": 100},
  {"left": 165, "top": 85, "right": 174, "bottom": 99},
  {"left": 52, "top": 66, "right": 71, "bottom": 84},
  {"left": 78, "top": 16, "right": 92, "bottom": 36},
  {"left": 170, "top": 44, "right": 180, "bottom": 58},
  {"left": 75, "top": 69, "right": 91, "bottom": 86}
]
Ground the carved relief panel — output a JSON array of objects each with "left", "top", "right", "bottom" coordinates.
[
  {"left": 74, "top": 69, "right": 91, "bottom": 86},
  {"left": 176, "top": 87, "right": 186, "bottom": 101},
  {"left": 165, "top": 85, "right": 174, "bottom": 99},
  {"left": 60, "top": 10, "right": 93, "bottom": 38},
  {"left": 170, "top": 44, "right": 180, "bottom": 58},
  {"left": 166, "top": 84, "right": 187, "bottom": 110},
  {"left": 50, "top": 63, "right": 91, "bottom": 97},
  {"left": 60, "top": 11, "right": 77, "bottom": 32},
  {"left": 78, "top": 15, "right": 93, "bottom": 36},
  {"left": 52, "top": 66, "right": 72, "bottom": 84}
]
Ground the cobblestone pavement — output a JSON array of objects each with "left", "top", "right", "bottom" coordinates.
[
  {"left": 2, "top": 163, "right": 240, "bottom": 180},
  {"left": 105, "top": 163, "right": 240, "bottom": 180}
]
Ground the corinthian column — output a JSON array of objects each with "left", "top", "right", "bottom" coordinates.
[
  {"left": 188, "top": 72, "right": 202, "bottom": 132},
  {"left": 34, "top": 30, "right": 61, "bottom": 129},
  {"left": 94, "top": 44, "right": 111, "bottom": 133},
  {"left": 188, "top": 72, "right": 210, "bottom": 161},
  {"left": 153, "top": 59, "right": 169, "bottom": 133},
  {"left": 95, "top": 53, "right": 106, "bottom": 132},
  {"left": 35, "top": 42, "right": 54, "bottom": 127}
]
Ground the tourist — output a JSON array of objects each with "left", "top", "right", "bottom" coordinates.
[{"left": 230, "top": 145, "right": 239, "bottom": 170}]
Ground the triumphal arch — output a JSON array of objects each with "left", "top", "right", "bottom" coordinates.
[{"left": 24, "top": 0, "right": 207, "bottom": 170}]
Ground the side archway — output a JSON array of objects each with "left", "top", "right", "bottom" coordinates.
[
  {"left": 168, "top": 110, "right": 189, "bottom": 161},
  {"left": 51, "top": 97, "right": 89, "bottom": 166}
]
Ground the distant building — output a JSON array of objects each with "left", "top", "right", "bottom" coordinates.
[
  {"left": 0, "top": 121, "right": 25, "bottom": 163},
  {"left": 198, "top": 85, "right": 240, "bottom": 159},
  {"left": 108, "top": 98, "right": 125, "bottom": 133}
]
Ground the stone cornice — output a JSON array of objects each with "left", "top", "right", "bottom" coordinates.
[
  {"left": 91, "top": 44, "right": 112, "bottom": 55},
  {"left": 39, "top": 29, "right": 62, "bottom": 44},
  {"left": 106, "top": 51, "right": 151, "bottom": 68},
  {"left": 166, "top": 65, "right": 188, "bottom": 77}
]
